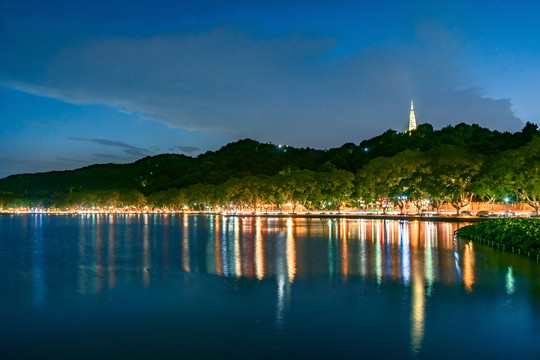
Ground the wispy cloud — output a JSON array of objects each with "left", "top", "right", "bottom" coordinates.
[
  {"left": 70, "top": 137, "right": 154, "bottom": 158},
  {"left": 94, "top": 153, "right": 126, "bottom": 160},
  {"left": 56, "top": 157, "right": 88, "bottom": 164},
  {"left": 0, "top": 156, "right": 85, "bottom": 178},
  {"left": 23, "top": 120, "right": 61, "bottom": 128},
  {"left": 169, "top": 145, "right": 200, "bottom": 154}
]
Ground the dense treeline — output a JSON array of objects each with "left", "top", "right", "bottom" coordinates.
[{"left": 0, "top": 123, "right": 539, "bottom": 213}]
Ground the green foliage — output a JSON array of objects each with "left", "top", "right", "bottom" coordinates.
[
  {"left": 472, "top": 155, "right": 511, "bottom": 211},
  {"left": 499, "top": 137, "right": 540, "bottom": 213},
  {"left": 428, "top": 145, "right": 483, "bottom": 214},
  {"left": 456, "top": 218, "right": 540, "bottom": 254},
  {"left": 119, "top": 190, "right": 146, "bottom": 209},
  {"left": 147, "top": 188, "right": 186, "bottom": 209}
]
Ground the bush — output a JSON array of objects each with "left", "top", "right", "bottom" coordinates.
[{"left": 456, "top": 218, "right": 540, "bottom": 253}]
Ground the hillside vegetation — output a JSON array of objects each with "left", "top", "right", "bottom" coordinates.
[{"left": 0, "top": 122, "right": 538, "bottom": 213}]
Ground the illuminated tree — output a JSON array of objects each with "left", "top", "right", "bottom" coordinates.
[
  {"left": 355, "top": 156, "right": 395, "bottom": 214},
  {"left": 187, "top": 183, "right": 217, "bottom": 210},
  {"left": 119, "top": 190, "right": 147, "bottom": 209},
  {"left": 472, "top": 158, "right": 509, "bottom": 211},
  {"left": 500, "top": 137, "right": 540, "bottom": 214},
  {"left": 319, "top": 168, "right": 354, "bottom": 213},
  {"left": 428, "top": 145, "right": 483, "bottom": 215},
  {"left": 267, "top": 174, "right": 292, "bottom": 213}
]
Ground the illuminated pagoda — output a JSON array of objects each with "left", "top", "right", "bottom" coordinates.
[{"left": 409, "top": 100, "right": 417, "bottom": 132}]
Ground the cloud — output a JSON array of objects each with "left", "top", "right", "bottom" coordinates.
[
  {"left": 169, "top": 146, "right": 200, "bottom": 154},
  {"left": 1, "top": 20, "right": 524, "bottom": 148},
  {"left": 94, "top": 153, "right": 126, "bottom": 160},
  {"left": 0, "top": 156, "right": 82, "bottom": 178},
  {"left": 56, "top": 157, "right": 88, "bottom": 164},
  {"left": 23, "top": 120, "right": 61, "bottom": 128},
  {"left": 70, "top": 137, "right": 154, "bottom": 157}
]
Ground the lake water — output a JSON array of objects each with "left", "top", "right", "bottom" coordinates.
[{"left": 1, "top": 214, "right": 539, "bottom": 359}]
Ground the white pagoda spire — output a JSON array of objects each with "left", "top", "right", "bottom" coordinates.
[{"left": 409, "top": 100, "right": 417, "bottom": 132}]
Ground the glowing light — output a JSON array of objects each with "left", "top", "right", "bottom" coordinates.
[
  {"left": 214, "top": 217, "right": 222, "bottom": 276},
  {"left": 182, "top": 215, "right": 190, "bottom": 273},
  {"left": 359, "top": 219, "right": 367, "bottom": 278},
  {"left": 328, "top": 221, "right": 335, "bottom": 280},
  {"left": 409, "top": 100, "right": 417, "bottom": 132},
  {"left": 463, "top": 242, "right": 475, "bottom": 293},
  {"left": 340, "top": 219, "right": 348, "bottom": 281},
  {"left": 206, "top": 217, "right": 215, "bottom": 274},
  {"left": 255, "top": 217, "right": 265, "bottom": 280},
  {"left": 375, "top": 227, "right": 382, "bottom": 285},
  {"left": 286, "top": 218, "right": 296, "bottom": 283},
  {"left": 410, "top": 270, "right": 425, "bottom": 353},
  {"left": 143, "top": 214, "right": 151, "bottom": 286},
  {"left": 108, "top": 216, "right": 116, "bottom": 289},
  {"left": 401, "top": 222, "right": 411, "bottom": 285},
  {"left": 234, "top": 218, "right": 242, "bottom": 277},
  {"left": 425, "top": 223, "right": 434, "bottom": 296},
  {"left": 506, "top": 266, "right": 515, "bottom": 295}
]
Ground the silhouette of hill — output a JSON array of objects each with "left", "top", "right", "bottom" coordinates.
[{"left": 0, "top": 122, "right": 537, "bottom": 200}]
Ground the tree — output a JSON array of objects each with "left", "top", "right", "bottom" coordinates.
[
  {"left": 267, "top": 174, "right": 292, "bottom": 213},
  {"left": 500, "top": 137, "right": 540, "bottom": 214},
  {"left": 119, "top": 190, "right": 146, "bottom": 209},
  {"left": 0, "top": 192, "right": 7, "bottom": 209},
  {"left": 472, "top": 157, "right": 509, "bottom": 211},
  {"left": 187, "top": 183, "right": 216, "bottom": 210},
  {"left": 320, "top": 169, "right": 354, "bottom": 213},
  {"left": 388, "top": 150, "right": 426, "bottom": 214},
  {"left": 355, "top": 157, "right": 395, "bottom": 214},
  {"left": 257, "top": 176, "right": 274, "bottom": 213},
  {"left": 147, "top": 188, "right": 186, "bottom": 210},
  {"left": 428, "top": 145, "right": 483, "bottom": 215}
]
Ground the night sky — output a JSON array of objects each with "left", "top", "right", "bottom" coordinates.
[{"left": 1, "top": 0, "right": 539, "bottom": 178}]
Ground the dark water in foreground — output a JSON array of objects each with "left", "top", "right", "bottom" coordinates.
[{"left": 1, "top": 214, "right": 539, "bottom": 359}]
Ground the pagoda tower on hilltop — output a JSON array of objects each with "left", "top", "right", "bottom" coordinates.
[{"left": 409, "top": 101, "right": 417, "bottom": 132}]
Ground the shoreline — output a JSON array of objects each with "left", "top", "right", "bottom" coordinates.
[
  {"left": 0, "top": 210, "right": 491, "bottom": 222},
  {"left": 224, "top": 212, "right": 488, "bottom": 222}
]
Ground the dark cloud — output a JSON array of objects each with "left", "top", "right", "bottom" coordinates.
[
  {"left": 70, "top": 137, "right": 154, "bottom": 157},
  {"left": 0, "top": 18, "right": 524, "bottom": 148},
  {"left": 169, "top": 146, "right": 200, "bottom": 154}
]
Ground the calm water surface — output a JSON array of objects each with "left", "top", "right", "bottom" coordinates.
[{"left": 1, "top": 214, "right": 539, "bottom": 359}]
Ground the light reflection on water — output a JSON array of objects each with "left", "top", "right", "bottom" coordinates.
[
  {"left": 507, "top": 266, "right": 516, "bottom": 295},
  {"left": 2, "top": 213, "right": 540, "bottom": 358},
  {"left": 98, "top": 215, "right": 466, "bottom": 351},
  {"left": 23, "top": 215, "right": 467, "bottom": 351}
]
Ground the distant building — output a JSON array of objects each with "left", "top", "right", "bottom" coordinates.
[{"left": 409, "top": 101, "right": 417, "bottom": 132}]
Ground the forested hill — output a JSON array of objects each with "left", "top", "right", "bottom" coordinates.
[{"left": 0, "top": 122, "right": 538, "bottom": 199}]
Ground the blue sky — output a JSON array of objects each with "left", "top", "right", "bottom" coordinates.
[{"left": 1, "top": 0, "right": 539, "bottom": 178}]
